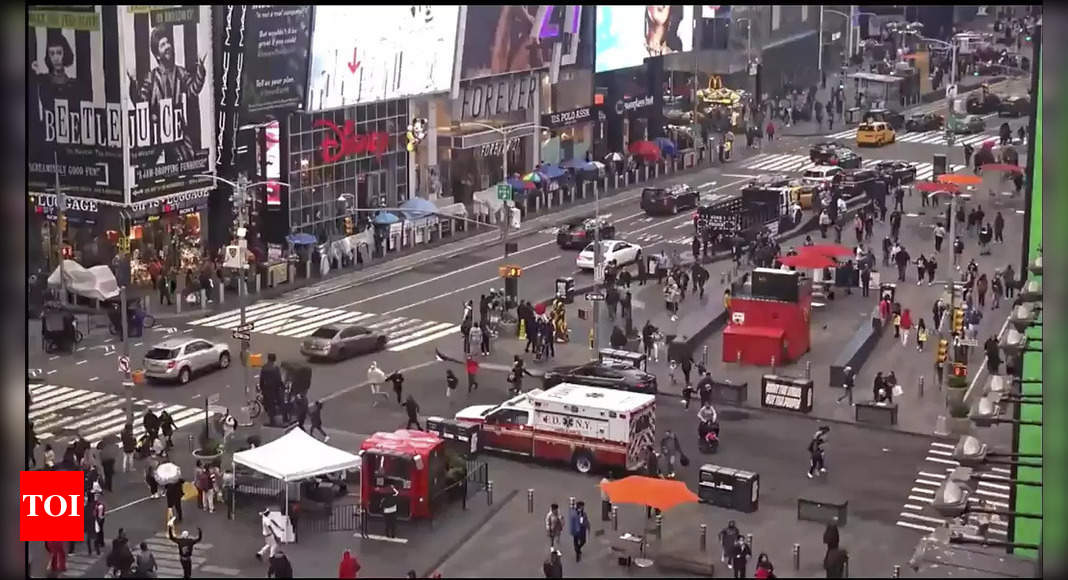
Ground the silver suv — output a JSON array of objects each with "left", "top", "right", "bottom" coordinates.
[{"left": 143, "top": 338, "right": 231, "bottom": 384}]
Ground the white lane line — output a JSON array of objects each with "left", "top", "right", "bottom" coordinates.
[
  {"left": 908, "top": 495, "right": 933, "bottom": 504},
  {"left": 919, "top": 471, "right": 947, "bottom": 480},
  {"left": 915, "top": 478, "right": 942, "bottom": 487},
  {"left": 88, "top": 377, "right": 98, "bottom": 382},
  {"left": 929, "top": 449, "right": 953, "bottom": 456},
  {"left": 897, "top": 521, "right": 935, "bottom": 532},
  {"left": 46, "top": 369, "right": 57, "bottom": 375},
  {"left": 926, "top": 457, "right": 959, "bottom": 466},
  {"left": 134, "top": 342, "right": 143, "bottom": 347},
  {"left": 990, "top": 467, "right": 1012, "bottom": 475},
  {"left": 698, "top": 181, "right": 717, "bottom": 188},
  {"left": 388, "top": 324, "right": 460, "bottom": 352},
  {"left": 254, "top": 306, "right": 339, "bottom": 334},
  {"left": 910, "top": 487, "right": 936, "bottom": 495},
  {"left": 49, "top": 356, "right": 60, "bottom": 361},
  {"left": 903, "top": 504, "right": 925, "bottom": 511},
  {"left": 388, "top": 322, "right": 456, "bottom": 347},
  {"left": 226, "top": 304, "right": 322, "bottom": 331},
  {"left": 930, "top": 441, "right": 955, "bottom": 449},
  {"left": 75, "top": 360, "right": 87, "bottom": 365},
  {"left": 977, "top": 480, "right": 1012, "bottom": 491},
  {"left": 975, "top": 489, "right": 1011, "bottom": 500},
  {"left": 276, "top": 310, "right": 372, "bottom": 338},
  {"left": 900, "top": 512, "right": 949, "bottom": 525},
  {"left": 189, "top": 300, "right": 279, "bottom": 325}
]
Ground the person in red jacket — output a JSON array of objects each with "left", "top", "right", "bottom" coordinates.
[
  {"left": 45, "top": 540, "right": 67, "bottom": 578},
  {"left": 878, "top": 297, "right": 891, "bottom": 325},
  {"left": 465, "top": 356, "right": 479, "bottom": 393},
  {"left": 765, "top": 121, "right": 775, "bottom": 141},
  {"left": 899, "top": 308, "right": 913, "bottom": 346},
  {"left": 338, "top": 549, "right": 360, "bottom": 578}
]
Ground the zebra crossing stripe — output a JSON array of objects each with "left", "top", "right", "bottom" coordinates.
[
  {"left": 230, "top": 304, "right": 323, "bottom": 331},
  {"left": 276, "top": 311, "right": 375, "bottom": 338},
  {"left": 254, "top": 305, "right": 347, "bottom": 334},
  {"left": 188, "top": 301, "right": 280, "bottom": 325},
  {"left": 388, "top": 323, "right": 460, "bottom": 352}
]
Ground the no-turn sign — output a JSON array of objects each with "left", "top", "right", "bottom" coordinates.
[{"left": 117, "top": 355, "right": 130, "bottom": 374}]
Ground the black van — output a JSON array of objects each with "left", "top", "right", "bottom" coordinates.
[
  {"left": 641, "top": 185, "right": 700, "bottom": 215},
  {"left": 835, "top": 169, "right": 879, "bottom": 199}
]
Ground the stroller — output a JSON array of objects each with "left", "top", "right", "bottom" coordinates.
[{"left": 698, "top": 420, "right": 720, "bottom": 453}]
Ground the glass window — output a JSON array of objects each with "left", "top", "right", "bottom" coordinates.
[
  {"left": 772, "top": 5, "right": 780, "bottom": 30},
  {"left": 801, "top": 5, "right": 808, "bottom": 22}
]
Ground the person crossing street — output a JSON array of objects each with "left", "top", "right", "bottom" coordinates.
[{"left": 366, "top": 362, "right": 389, "bottom": 406}]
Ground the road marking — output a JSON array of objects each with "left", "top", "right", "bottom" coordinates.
[
  {"left": 915, "top": 478, "right": 942, "bottom": 487},
  {"left": 49, "top": 356, "right": 59, "bottom": 361},
  {"left": 919, "top": 471, "right": 946, "bottom": 480},
  {"left": 698, "top": 181, "right": 717, "bottom": 188},
  {"left": 47, "top": 370, "right": 57, "bottom": 375},
  {"left": 77, "top": 347, "right": 86, "bottom": 352},
  {"left": 357, "top": 533, "right": 409, "bottom": 544},
  {"left": 721, "top": 173, "right": 759, "bottom": 179},
  {"left": 910, "top": 487, "right": 935, "bottom": 495},
  {"left": 110, "top": 495, "right": 155, "bottom": 513},
  {"left": 88, "top": 377, "right": 98, "bottom": 382},
  {"left": 134, "top": 342, "right": 143, "bottom": 347},
  {"left": 928, "top": 449, "right": 953, "bottom": 456},
  {"left": 903, "top": 503, "right": 925, "bottom": 511},
  {"left": 925, "top": 456, "right": 959, "bottom": 466},
  {"left": 900, "top": 512, "right": 949, "bottom": 525},
  {"left": 908, "top": 495, "right": 933, "bottom": 504},
  {"left": 930, "top": 442, "right": 955, "bottom": 449},
  {"left": 896, "top": 520, "right": 935, "bottom": 532},
  {"left": 76, "top": 360, "right": 87, "bottom": 365}
]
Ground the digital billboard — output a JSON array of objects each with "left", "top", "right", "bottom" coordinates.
[
  {"left": 241, "top": 5, "right": 312, "bottom": 121},
  {"left": 306, "top": 6, "right": 460, "bottom": 111},
  {"left": 461, "top": 5, "right": 581, "bottom": 80},
  {"left": 595, "top": 5, "right": 693, "bottom": 73}
]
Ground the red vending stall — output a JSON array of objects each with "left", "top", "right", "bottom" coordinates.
[
  {"left": 723, "top": 268, "right": 812, "bottom": 365},
  {"left": 360, "top": 430, "right": 446, "bottom": 520}
]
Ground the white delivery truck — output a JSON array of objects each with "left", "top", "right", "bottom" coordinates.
[{"left": 454, "top": 383, "right": 656, "bottom": 474}]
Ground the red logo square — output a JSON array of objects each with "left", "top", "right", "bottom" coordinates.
[{"left": 20, "top": 471, "right": 85, "bottom": 542}]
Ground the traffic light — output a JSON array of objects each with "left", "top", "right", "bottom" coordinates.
[
  {"left": 935, "top": 338, "right": 949, "bottom": 365},
  {"left": 952, "top": 308, "right": 964, "bottom": 333}
]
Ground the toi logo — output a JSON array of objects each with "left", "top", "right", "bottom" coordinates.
[{"left": 20, "top": 471, "right": 84, "bottom": 542}]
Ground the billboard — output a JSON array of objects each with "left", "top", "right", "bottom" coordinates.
[
  {"left": 306, "top": 6, "right": 460, "bottom": 111},
  {"left": 120, "top": 6, "right": 216, "bottom": 201},
  {"left": 460, "top": 5, "right": 561, "bottom": 80},
  {"left": 27, "top": 6, "right": 125, "bottom": 202},
  {"left": 595, "top": 5, "right": 694, "bottom": 73},
  {"left": 241, "top": 5, "right": 312, "bottom": 121}
]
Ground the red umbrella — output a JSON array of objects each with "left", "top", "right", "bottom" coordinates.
[
  {"left": 533, "top": 302, "right": 547, "bottom": 316},
  {"left": 980, "top": 163, "right": 1023, "bottom": 174},
  {"left": 915, "top": 180, "right": 958, "bottom": 193},
  {"left": 628, "top": 140, "right": 662, "bottom": 161},
  {"left": 801, "top": 244, "right": 852, "bottom": 258},
  {"left": 981, "top": 139, "right": 996, "bottom": 149},
  {"left": 777, "top": 253, "right": 835, "bottom": 269}
]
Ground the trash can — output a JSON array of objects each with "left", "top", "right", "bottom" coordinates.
[
  {"left": 556, "top": 277, "right": 575, "bottom": 304},
  {"left": 698, "top": 464, "right": 760, "bottom": 512},
  {"left": 845, "top": 107, "right": 861, "bottom": 124},
  {"left": 879, "top": 282, "right": 896, "bottom": 303}
]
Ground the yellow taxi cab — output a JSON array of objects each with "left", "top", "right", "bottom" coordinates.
[
  {"left": 856, "top": 121, "right": 896, "bottom": 147},
  {"left": 787, "top": 181, "right": 825, "bottom": 209}
]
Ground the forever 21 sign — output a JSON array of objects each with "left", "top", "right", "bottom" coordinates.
[{"left": 541, "top": 106, "right": 593, "bottom": 130}]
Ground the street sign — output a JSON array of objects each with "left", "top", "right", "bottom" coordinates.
[
  {"left": 117, "top": 355, "right": 130, "bottom": 374},
  {"left": 585, "top": 292, "right": 605, "bottom": 301},
  {"left": 236, "top": 321, "right": 255, "bottom": 331},
  {"left": 496, "top": 184, "right": 512, "bottom": 201},
  {"left": 232, "top": 330, "right": 252, "bottom": 341},
  {"left": 958, "top": 338, "right": 979, "bottom": 347}
]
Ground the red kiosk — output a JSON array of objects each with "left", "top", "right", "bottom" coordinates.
[
  {"left": 359, "top": 430, "right": 446, "bottom": 520},
  {"left": 723, "top": 268, "right": 812, "bottom": 365}
]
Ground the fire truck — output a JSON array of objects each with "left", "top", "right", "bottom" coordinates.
[{"left": 454, "top": 383, "right": 656, "bottom": 474}]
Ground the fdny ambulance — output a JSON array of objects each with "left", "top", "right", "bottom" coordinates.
[{"left": 454, "top": 383, "right": 656, "bottom": 474}]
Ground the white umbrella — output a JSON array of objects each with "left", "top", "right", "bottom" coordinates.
[
  {"left": 590, "top": 161, "right": 606, "bottom": 170},
  {"left": 604, "top": 152, "right": 623, "bottom": 162},
  {"left": 155, "top": 462, "right": 182, "bottom": 486}
]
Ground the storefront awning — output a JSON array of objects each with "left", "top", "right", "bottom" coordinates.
[{"left": 437, "top": 124, "right": 539, "bottom": 150}]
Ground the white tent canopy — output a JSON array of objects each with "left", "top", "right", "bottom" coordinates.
[
  {"left": 48, "top": 260, "right": 120, "bottom": 301},
  {"left": 233, "top": 427, "right": 360, "bottom": 482}
]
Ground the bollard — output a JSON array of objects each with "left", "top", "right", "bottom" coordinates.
[
  {"left": 187, "top": 434, "right": 194, "bottom": 453},
  {"left": 746, "top": 533, "right": 753, "bottom": 548},
  {"left": 702, "top": 345, "right": 709, "bottom": 367},
  {"left": 793, "top": 544, "right": 800, "bottom": 570},
  {"left": 176, "top": 291, "right": 182, "bottom": 314},
  {"left": 737, "top": 350, "right": 743, "bottom": 365},
  {"left": 569, "top": 497, "right": 576, "bottom": 510},
  {"left": 611, "top": 506, "right": 619, "bottom": 531},
  {"left": 487, "top": 480, "right": 494, "bottom": 505},
  {"left": 892, "top": 564, "right": 901, "bottom": 578},
  {"left": 199, "top": 289, "right": 207, "bottom": 308},
  {"left": 919, "top": 375, "right": 925, "bottom": 398},
  {"left": 528, "top": 489, "right": 534, "bottom": 514},
  {"left": 699, "top": 524, "right": 707, "bottom": 551},
  {"left": 806, "top": 360, "right": 812, "bottom": 379},
  {"left": 219, "top": 282, "right": 225, "bottom": 305},
  {"left": 771, "top": 356, "right": 777, "bottom": 375},
  {"left": 143, "top": 296, "right": 151, "bottom": 314},
  {"left": 655, "top": 514, "right": 663, "bottom": 539},
  {"left": 305, "top": 261, "right": 311, "bottom": 279}
]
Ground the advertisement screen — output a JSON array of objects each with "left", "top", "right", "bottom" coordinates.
[
  {"left": 241, "top": 5, "right": 312, "bottom": 121},
  {"left": 306, "top": 6, "right": 460, "bottom": 111},
  {"left": 460, "top": 5, "right": 562, "bottom": 80},
  {"left": 28, "top": 6, "right": 125, "bottom": 201},
  {"left": 121, "top": 6, "right": 216, "bottom": 200},
  {"left": 595, "top": 5, "right": 693, "bottom": 73}
]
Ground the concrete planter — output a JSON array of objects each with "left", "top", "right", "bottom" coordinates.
[
  {"left": 947, "top": 416, "right": 972, "bottom": 436},
  {"left": 946, "top": 386, "right": 967, "bottom": 408}
]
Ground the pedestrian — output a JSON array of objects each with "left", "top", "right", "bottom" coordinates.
[
  {"left": 680, "top": 355, "right": 694, "bottom": 388},
  {"left": 824, "top": 546, "right": 849, "bottom": 578},
  {"left": 403, "top": 395, "right": 422, "bottom": 430},
  {"left": 892, "top": 307, "right": 902, "bottom": 338},
  {"left": 257, "top": 509, "right": 281, "bottom": 561},
  {"left": 977, "top": 273, "right": 989, "bottom": 308},
  {"left": 599, "top": 476, "right": 613, "bottom": 521},
  {"left": 819, "top": 210, "right": 831, "bottom": 238},
  {"left": 963, "top": 143, "right": 974, "bottom": 167},
  {"left": 383, "top": 370, "right": 404, "bottom": 405},
  {"left": 443, "top": 369, "right": 459, "bottom": 401},
  {"left": 926, "top": 255, "right": 938, "bottom": 286},
  {"left": 894, "top": 244, "right": 910, "bottom": 282},
  {"left": 292, "top": 391, "right": 309, "bottom": 431},
  {"left": 569, "top": 501, "right": 590, "bottom": 562},
  {"left": 43, "top": 443, "right": 55, "bottom": 470},
  {"left": 837, "top": 366, "right": 855, "bottom": 405},
  {"left": 479, "top": 319, "right": 492, "bottom": 356},
  {"left": 545, "top": 503, "right": 564, "bottom": 547},
  {"left": 106, "top": 528, "right": 134, "bottom": 578},
  {"left": 605, "top": 287, "right": 618, "bottom": 321},
  {"left": 994, "top": 211, "right": 1005, "bottom": 243},
  {"left": 1004, "top": 264, "right": 1016, "bottom": 298},
  {"left": 991, "top": 274, "right": 1003, "bottom": 309},
  {"left": 97, "top": 440, "right": 116, "bottom": 492},
  {"left": 953, "top": 236, "right": 965, "bottom": 269},
  {"left": 144, "top": 458, "right": 159, "bottom": 499},
  {"left": 119, "top": 423, "right": 137, "bottom": 473},
  {"left": 893, "top": 186, "right": 905, "bottom": 212},
  {"left": 807, "top": 426, "right": 830, "bottom": 478},
  {"left": 730, "top": 535, "right": 752, "bottom": 579},
  {"left": 719, "top": 520, "right": 741, "bottom": 566},
  {"left": 338, "top": 549, "right": 361, "bottom": 579},
  {"left": 366, "top": 362, "right": 389, "bottom": 406},
  {"left": 466, "top": 356, "right": 479, "bottom": 393},
  {"left": 86, "top": 494, "right": 105, "bottom": 555},
  {"left": 755, "top": 553, "right": 776, "bottom": 579},
  {"left": 765, "top": 120, "right": 775, "bottom": 141},
  {"left": 268, "top": 549, "right": 294, "bottom": 578},
  {"left": 889, "top": 209, "right": 902, "bottom": 239},
  {"left": 641, "top": 321, "right": 657, "bottom": 359},
  {"left": 460, "top": 316, "right": 472, "bottom": 355},
  {"left": 900, "top": 309, "right": 913, "bottom": 346},
  {"left": 985, "top": 335, "right": 1002, "bottom": 375},
  {"left": 543, "top": 548, "right": 564, "bottom": 578},
  {"left": 159, "top": 410, "right": 176, "bottom": 450},
  {"left": 619, "top": 269, "right": 632, "bottom": 289},
  {"left": 915, "top": 255, "right": 927, "bottom": 286}
]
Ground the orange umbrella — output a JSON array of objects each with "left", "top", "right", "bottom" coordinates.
[
  {"left": 937, "top": 173, "right": 983, "bottom": 186},
  {"left": 980, "top": 163, "right": 1024, "bottom": 174},
  {"left": 801, "top": 244, "right": 852, "bottom": 258},
  {"left": 600, "top": 475, "right": 699, "bottom": 512},
  {"left": 778, "top": 253, "right": 836, "bottom": 269}
]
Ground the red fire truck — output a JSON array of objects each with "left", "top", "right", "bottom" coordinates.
[{"left": 454, "top": 383, "right": 656, "bottom": 474}]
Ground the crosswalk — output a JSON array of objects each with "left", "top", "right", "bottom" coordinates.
[
  {"left": 50, "top": 550, "right": 103, "bottom": 578},
  {"left": 29, "top": 384, "right": 207, "bottom": 446},
  {"left": 188, "top": 301, "right": 457, "bottom": 352},
  {"left": 740, "top": 154, "right": 965, "bottom": 181},
  {"left": 824, "top": 128, "right": 999, "bottom": 147},
  {"left": 139, "top": 530, "right": 240, "bottom": 578},
  {"left": 896, "top": 441, "right": 1012, "bottom": 536}
]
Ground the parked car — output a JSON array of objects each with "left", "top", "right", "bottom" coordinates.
[
  {"left": 950, "top": 114, "right": 987, "bottom": 134},
  {"left": 543, "top": 362, "right": 657, "bottom": 394},
  {"left": 874, "top": 161, "right": 918, "bottom": 185},
  {"left": 144, "top": 338, "right": 230, "bottom": 384},
  {"left": 576, "top": 240, "right": 642, "bottom": 270},
  {"left": 965, "top": 89, "right": 1001, "bottom": 114},
  {"left": 300, "top": 324, "right": 388, "bottom": 361},
  {"left": 801, "top": 165, "right": 844, "bottom": 187},
  {"left": 905, "top": 112, "right": 944, "bottom": 132},
  {"left": 556, "top": 217, "right": 616, "bottom": 250},
  {"left": 810, "top": 143, "right": 863, "bottom": 169},
  {"left": 861, "top": 108, "right": 906, "bottom": 131},
  {"left": 997, "top": 95, "right": 1031, "bottom": 118},
  {"left": 640, "top": 185, "right": 700, "bottom": 215},
  {"left": 856, "top": 121, "right": 896, "bottom": 146}
]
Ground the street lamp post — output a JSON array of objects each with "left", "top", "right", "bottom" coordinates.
[{"left": 198, "top": 173, "right": 290, "bottom": 424}]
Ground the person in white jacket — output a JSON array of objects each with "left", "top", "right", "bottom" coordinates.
[{"left": 367, "top": 362, "right": 389, "bottom": 406}]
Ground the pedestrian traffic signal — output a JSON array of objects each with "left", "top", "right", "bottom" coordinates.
[
  {"left": 952, "top": 362, "right": 967, "bottom": 377},
  {"left": 936, "top": 339, "right": 949, "bottom": 364},
  {"left": 499, "top": 265, "right": 522, "bottom": 278},
  {"left": 952, "top": 308, "right": 964, "bottom": 333}
]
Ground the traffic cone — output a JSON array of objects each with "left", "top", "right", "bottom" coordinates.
[{"left": 518, "top": 319, "right": 526, "bottom": 341}]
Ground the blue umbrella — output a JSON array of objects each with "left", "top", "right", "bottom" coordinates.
[
  {"left": 537, "top": 164, "right": 567, "bottom": 179},
  {"left": 507, "top": 177, "right": 531, "bottom": 192},
  {"left": 399, "top": 197, "right": 436, "bottom": 219},
  {"left": 372, "top": 211, "right": 400, "bottom": 225},
  {"left": 286, "top": 232, "right": 317, "bottom": 245},
  {"left": 559, "top": 159, "right": 585, "bottom": 169},
  {"left": 654, "top": 137, "right": 677, "bottom": 156}
]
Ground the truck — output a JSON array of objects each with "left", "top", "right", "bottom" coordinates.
[{"left": 453, "top": 383, "right": 657, "bottom": 474}]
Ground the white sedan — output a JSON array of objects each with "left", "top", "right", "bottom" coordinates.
[{"left": 576, "top": 240, "right": 643, "bottom": 270}]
